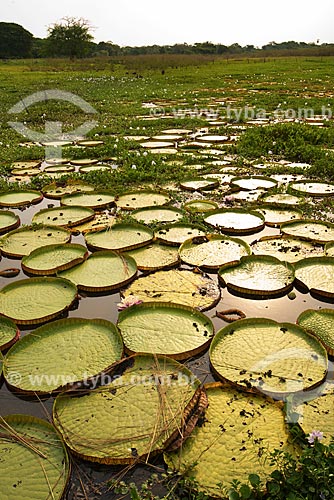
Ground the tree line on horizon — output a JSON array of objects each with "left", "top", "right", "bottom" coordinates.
[{"left": 1, "top": 19, "right": 334, "bottom": 60}]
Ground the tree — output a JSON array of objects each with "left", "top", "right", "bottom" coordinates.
[
  {"left": 0, "top": 22, "right": 33, "bottom": 58},
  {"left": 46, "top": 17, "right": 94, "bottom": 58}
]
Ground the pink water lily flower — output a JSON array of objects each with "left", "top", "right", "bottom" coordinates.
[
  {"left": 117, "top": 296, "right": 143, "bottom": 311},
  {"left": 307, "top": 430, "right": 324, "bottom": 444}
]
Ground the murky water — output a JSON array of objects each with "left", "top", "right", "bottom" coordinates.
[{"left": 1, "top": 197, "right": 334, "bottom": 499}]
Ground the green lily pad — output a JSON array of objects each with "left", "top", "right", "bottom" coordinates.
[
  {"left": 257, "top": 205, "right": 303, "bottom": 226},
  {"left": 85, "top": 223, "right": 153, "bottom": 252},
  {"left": 204, "top": 208, "right": 265, "bottom": 235},
  {"left": 70, "top": 158, "right": 99, "bottom": 166},
  {"left": 231, "top": 175, "right": 277, "bottom": 191},
  {"left": 0, "top": 277, "right": 77, "bottom": 325},
  {"left": 281, "top": 219, "right": 334, "bottom": 243},
  {"left": 53, "top": 354, "right": 201, "bottom": 464},
  {"left": 251, "top": 236, "right": 324, "bottom": 263},
  {"left": 0, "top": 210, "right": 20, "bottom": 234},
  {"left": 125, "top": 243, "right": 180, "bottom": 270},
  {"left": 293, "top": 392, "right": 334, "bottom": 445},
  {"left": 184, "top": 200, "right": 218, "bottom": 213},
  {"left": 58, "top": 250, "right": 137, "bottom": 292},
  {"left": 154, "top": 223, "right": 206, "bottom": 246},
  {"left": 4, "top": 318, "right": 123, "bottom": 393},
  {"left": 297, "top": 309, "right": 334, "bottom": 355},
  {"left": 42, "top": 180, "right": 94, "bottom": 199},
  {"left": 179, "top": 234, "right": 251, "bottom": 270},
  {"left": 289, "top": 180, "right": 334, "bottom": 196},
  {"left": 21, "top": 244, "right": 88, "bottom": 275},
  {"left": 210, "top": 318, "right": 327, "bottom": 396},
  {"left": 11, "top": 167, "right": 40, "bottom": 176},
  {"left": 0, "top": 190, "right": 43, "bottom": 207},
  {"left": 61, "top": 191, "right": 116, "bottom": 209},
  {"left": 0, "top": 225, "right": 71, "bottom": 258},
  {"left": 118, "top": 302, "right": 214, "bottom": 359},
  {"left": 294, "top": 257, "right": 334, "bottom": 298},
  {"left": 32, "top": 205, "right": 95, "bottom": 228},
  {"left": 164, "top": 382, "right": 295, "bottom": 496},
  {"left": 122, "top": 269, "right": 221, "bottom": 311},
  {"left": 132, "top": 206, "right": 184, "bottom": 224},
  {"left": 79, "top": 164, "right": 111, "bottom": 173},
  {"left": 0, "top": 316, "right": 19, "bottom": 351},
  {"left": 259, "top": 193, "right": 304, "bottom": 205},
  {"left": 180, "top": 178, "right": 219, "bottom": 192},
  {"left": 0, "top": 414, "right": 70, "bottom": 500},
  {"left": 219, "top": 255, "right": 295, "bottom": 297},
  {"left": 116, "top": 190, "right": 170, "bottom": 210},
  {"left": 44, "top": 164, "right": 75, "bottom": 174}
]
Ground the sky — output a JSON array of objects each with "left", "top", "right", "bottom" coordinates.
[{"left": 1, "top": 0, "right": 334, "bottom": 47}]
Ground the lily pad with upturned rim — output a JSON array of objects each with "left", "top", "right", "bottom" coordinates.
[
  {"left": 0, "top": 190, "right": 43, "bottom": 207},
  {"left": 294, "top": 257, "right": 334, "bottom": 298},
  {"left": 122, "top": 269, "right": 221, "bottom": 311},
  {"left": 164, "top": 382, "right": 295, "bottom": 496},
  {"left": 281, "top": 219, "right": 334, "bottom": 243},
  {"left": 289, "top": 180, "right": 334, "bottom": 197},
  {"left": 4, "top": 317, "right": 123, "bottom": 393},
  {"left": 53, "top": 354, "right": 202, "bottom": 464},
  {"left": 154, "top": 223, "right": 206, "bottom": 246},
  {"left": 32, "top": 205, "right": 95, "bottom": 228},
  {"left": 124, "top": 243, "right": 180, "bottom": 271},
  {"left": 116, "top": 191, "right": 170, "bottom": 210},
  {"left": 42, "top": 180, "right": 94, "bottom": 199},
  {"left": 58, "top": 250, "right": 137, "bottom": 292},
  {"left": 132, "top": 206, "right": 184, "bottom": 224},
  {"left": 0, "top": 316, "right": 19, "bottom": 351},
  {"left": 44, "top": 165, "right": 75, "bottom": 174},
  {"left": 251, "top": 235, "right": 324, "bottom": 263},
  {"left": 117, "top": 302, "right": 214, "bottom": 360},
  {"left": 0, "top": 210, "right": 20, "bottom": 234},
  {"left": 85, "top": 223, "right": 153, "bottom": 252},
  {"left": 183, "top": 200, "right": 218, "bottom": 213},
  {"left": 0, "top": 225, "right": 71, "bottom": 258},
  {"left": 258, "top": 192, "right": 304, "bottom": 205},
  {"left": 179, "top": 178, "right": 219, "bottom": 192},
  {"left": 0, "top": 277, "right": 77, "bottom": 325},
  {"left": 21, "top": 243, "right": 88, "bottom": 275},
  {"left": 61, "top": 191, "right": 116, "bottom": 210},
  {"left": 293, "top": 392, "right": 334, "bottom": 445},
  {"left": 256, "top": 205, "right": 303, "bottom": 226},
  {"left": 179, "top": 234, "right": 251, "bottom": 270},
  {"left": 218, "top": 255, "right": 295, "bottom": 297},
  {"left": 204, "top": 208, "right": 265, "bottom": 235},
  {"left": 231, "top": 175, "right": 277, "bottom": 191},
  {"left": 0, "top": 414, "right": 70, "bottom": 500},
  {"left": 297, "top": 308, "right": 334, "bottom": 355},
  {"left": 210, "top": 318, "right": 328, "bottom": 396}
]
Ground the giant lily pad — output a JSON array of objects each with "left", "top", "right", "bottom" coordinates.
[
  {"left": 155, "top": 223, "right": 206, "bottom": 246},
  {"left": 44, "top": 164, "right": 75, "bottom": 174},
  {"left": 297, "top": 309, "right": 334, "bottom": 355},
  {"left": 73, "top": 213, "right": 116, "bottom": 234},
  {"left": 219, "top": 255, "right": 294, "bottom": 297},
  {"left": 293, "top": 392, "right": 334, "bottom": 445},
  {"left": 0, "top": 210, "right": 20, "bottom": 234},
  {"left": 58, "top": 251, "right": 137, "bottom": 292},
  {"left": 0, "top": 225, "right": 71, "bottom": 258},
  {"left": 281, "top": 220, "right": 334, "bottom": 243},
  {"left": 294, "top": 257, "right": 334, "bottom": 298},
  {"left": 257, "top": 205, "right": 303, "bottom": 226},
  {"left": 0, "top": 316, "right": 19, "bottom": 351},
  {"left": 4, "top": 318, "right": 123, "bottom": 393},
  {"left": 184, "top": 200, "right": 218, "bottom": 213},
  {"left": 231, "top": 175, "right": 277, "bottom": 191},
  {"left": 116, "top": 191, "right": 170, "bottom": 210},
  {"left": 0, "top": 414, "right": 70, "bottom": 500},
  {"left": 0, "top": 277, "right": 77, "bottom": 325},
  {"left": 21, "top": 244, "right": 88, "bottom": 275},
  {"left": 179, "top": 234, "right": 251, "bottom": 270},
  {"left": 0, "top": 190, "right": 43, "bottom": 207},
  {"left": 118, "top": 302, "right": 214, "bottom": 359},
  {"left": 259, "top": 193, "right": 303, "bottom": 205},
  {"left": 42, "top": 180, "right": 94, "bottom": 199},
  {"left": 132, "top": 206, "right": 183, "bottom": 224},
  {"left": 251, "top": 235, "right": 324, "bottom": 263},
  {"left": 122, "top": 269, "right": 220, "bottom": 311},
  {"left": 204, "top": 208, "right": 265, "bottom": 235},
  {"left": 85, "top": 223, "right": 153, "bottom": 252},
  {"left": 61, "top": 191, "right": 115, "bottom": 209},
  {"left": 164, "top": 382, "right": 294, "bottom": 496},
  {"left": 210, "top": 318, "right": 327, "bottom": 396},
  {"left": 180, "top": 178, "right": 219, "bottom": 192},
  {"left": 32, "top": 205, "right": 95, "bottom": 228},
  {"left": 289, "top": 180, "right": 334, "bottom": 196},
  {"left": 53, "top": 354, "right": 202, "bottom": 464},
  {"left": 125, "top": 243, "right": 179, "bottom": 270}
]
